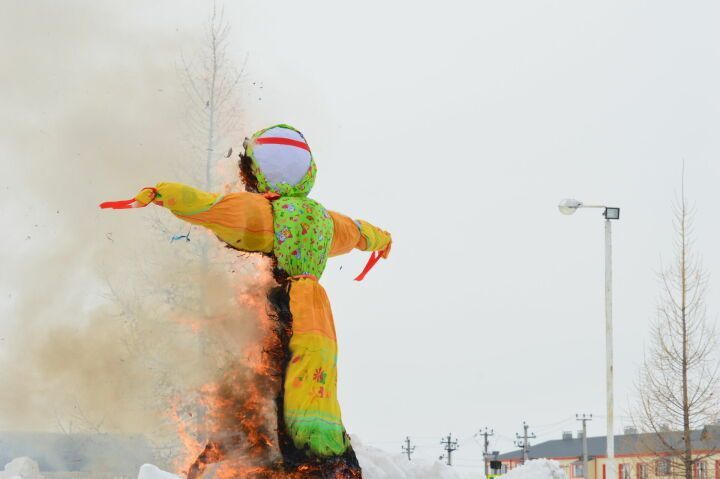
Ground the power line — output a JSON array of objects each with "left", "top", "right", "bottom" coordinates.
[
  {"left": 532, "top": 416, "right": 577, "bottom": 436},
  {"left": 402, "top": 436, "right": 416, "bottom": 461},
  {"left": 440, "top": 433, "right": 459, "bottom": 466}
]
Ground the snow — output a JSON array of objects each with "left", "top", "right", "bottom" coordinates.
[
  {"left": 129, "top": 438, "right": 480, "bottom": 479},
  {"left": 0, "top": 458, "right": 44, "bottom": 479},
  {"left": 352, "top": 436, "right": 477, "bottom": 479},
  {"left": 2, "top": 449, "right": 565, "bottom": 479},
  {"left": 128, "top": 441, "right": 565, "bottom": 479},
  {"left": 138, "top": 464, "right": 181, "bottom": 479},
  {"left": 501, "top": 459, "right": 567, "bottom": 479}
]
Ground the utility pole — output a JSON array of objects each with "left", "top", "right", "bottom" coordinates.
[
  {"left": 515, "top": 422, "right": 536, "bottom": 464},
  {"left": 402, "top": 436, "right": 416, "bottom": 461},
  {"left": 576, "top": 414, "right": 592, "bottom": 479},
  {"left": 478, "top": 427, "right": 494, "bottom": 477},
  {"left": 604, "top": 215, "right": 616, "bottom": 479},
  {"left": 440, "top": 433, "right": 459, "bottom": 466}
]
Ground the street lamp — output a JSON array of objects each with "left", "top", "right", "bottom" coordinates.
[{"left": 558, "top": 198, "right": 620, "bottom": 479}]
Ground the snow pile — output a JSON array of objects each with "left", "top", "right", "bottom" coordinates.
[
  {"left": 1, "top": 453, "right": 564, "bottom": 479},
  {"left": 138, "top": 464, "right": 180, "bottom": 479},
  {"left": 0, "top": 458, "right": 44, "bottom": 479},
  {"left": 352, "top": 436, "right": 476, "bottom": 479},
  {"left": 133, "top": 436, "right": 479, "bottom": 479},
  {"left": 502, "top": 459, "right": 567, "bottom": 479}
]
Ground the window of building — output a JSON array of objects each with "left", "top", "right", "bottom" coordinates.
[
  {"left": 694, "top": 461, "right": 707, "bottom": 479},
  {"left": 620, "top": 463, "right": 631, "bottom": 479},
  {"left": 656, "top": 459, "right": 671, "bottom": 476},
  {"left": 573, "top": 463, "right": 585, "bottom": 478},
  {"left": 637, "top": 463, "right": 649, "bottom": 479}
]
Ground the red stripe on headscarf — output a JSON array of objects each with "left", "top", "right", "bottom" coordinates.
[{"left": 254, "top": 137, "right": 311, "bottom": 152}]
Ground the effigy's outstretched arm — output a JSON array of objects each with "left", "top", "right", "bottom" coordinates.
[
  {"left": 328, "top": 211, "right": 391, "bottom": 256},
  {"left": 328, "top": 211, "right": 391, "bottom": 280},
  {"left": 101, "top": 182, "right": 274, "bottom": 253}
]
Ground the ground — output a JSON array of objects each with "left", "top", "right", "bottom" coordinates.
[{"left": 0, "top": 446, "right": 568, "bottom": 479}]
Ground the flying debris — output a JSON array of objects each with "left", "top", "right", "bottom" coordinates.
[{"left": 170, "top": 228, "right": 191, "bottom": 243}]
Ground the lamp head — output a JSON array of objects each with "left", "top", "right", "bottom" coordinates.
[{"left": 558, "top": 198, "right": 583, "bottom": 215}]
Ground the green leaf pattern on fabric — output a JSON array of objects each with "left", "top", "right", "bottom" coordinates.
[{"left": 272, "top": 197, "right": 333, "bottom": 278}]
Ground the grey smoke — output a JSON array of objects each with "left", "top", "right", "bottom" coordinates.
[{"left": 0, "top": 0, "right": 265, "bottom": 472}]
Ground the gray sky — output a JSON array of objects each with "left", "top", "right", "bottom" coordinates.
[{"left": 3, "top": 0, "right": 720, "bottom": 472}]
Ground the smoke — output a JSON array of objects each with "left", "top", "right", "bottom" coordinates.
[{"left": 0, "top": 0, "right": 270, "bottom": 471}]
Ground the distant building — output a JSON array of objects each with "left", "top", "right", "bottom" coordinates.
[
  {"left": 0, "top": 432, "right": 156, "bottom": 478},
  {"left": 496, "top": 426, "right": 720, "bottom": 479}
]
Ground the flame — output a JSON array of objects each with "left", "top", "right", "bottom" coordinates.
[{"left": 165, "top": 248, "right": 361, "bottom": 478}]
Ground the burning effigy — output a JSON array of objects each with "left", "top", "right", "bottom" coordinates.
[{"left": 101, "top": 125, "right": 391, "bottom": 478}]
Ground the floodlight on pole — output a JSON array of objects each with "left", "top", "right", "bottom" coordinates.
[
  {"left": 558, "top": 198, "right": 620, "bottom": 479},
  {"left": 604, "top": 207, "right": 620, "bottom": 220}
]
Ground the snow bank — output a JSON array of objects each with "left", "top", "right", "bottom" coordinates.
[
  {"left": 0, "top": 458, "right": 44, "bottom": 479},
  {"left": 138, "top": 464, "right": 181, "bottom": 479},
  {"left": 0, "top": 453, "right": 564, "bottom": 479},
  {"left": 502, "top": 459, "right": 567, "bottom": 479},
  {"left": 352, "top": 436, "right": 477, "bottom": 479},
  {"left": 133, "top": 437, "right": 479, "bottom": 479}
]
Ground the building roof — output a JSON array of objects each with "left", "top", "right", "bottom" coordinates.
[{"left": 497, "top": 427, "right": 720, "bottom": 461}]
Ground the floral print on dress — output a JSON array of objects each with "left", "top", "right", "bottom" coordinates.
[
  {"left": 272, "top": 196, "right": 333, "bottom": 278},
  {"left": 313, "top": 367, "right": 327, "bottom": 384}
]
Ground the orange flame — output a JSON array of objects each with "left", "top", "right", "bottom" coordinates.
[{"left": 166, "top": 251, "right": 361, "bottom": 478}]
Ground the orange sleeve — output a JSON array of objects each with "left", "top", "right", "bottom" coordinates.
[
  {"left": 328, "top": 211, "right": 391, "bottom": 257},
  {"left": 329, "top": 211, "right": 365, "bottom": 256},
  {"left": 173, "top": 191, "right": 275, "bottom": 253},
  {"left": 102, "top": 183, "right": 274, "bottom": 253}
]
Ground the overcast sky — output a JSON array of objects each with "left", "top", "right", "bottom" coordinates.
[{"left": 3, "top": 0, "right": 720, "bottom": 473}]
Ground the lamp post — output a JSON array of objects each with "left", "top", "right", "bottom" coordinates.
[{"left": 559, "top": 199, "right": 620, "bottom": 479}]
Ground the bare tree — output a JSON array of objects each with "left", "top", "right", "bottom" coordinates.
[
  {"left": 180, "top": 0, "right": 246, "bottom": 191},
  {"left": 61, "top": 1, "right": 252, "bottom": 468},
  {"left": 150, "top": 1, "right": 262, "bottom": 464},
  {"left": 634, "top": 169, "right": 720, "bottom": 479}
]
